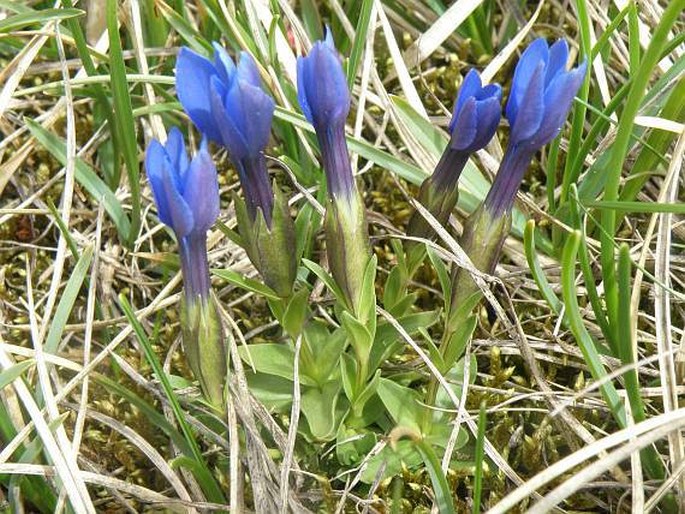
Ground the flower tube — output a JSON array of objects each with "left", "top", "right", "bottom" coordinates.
[
  {"left": 145, "top": 128, "right": 225, "bottom": 406},
  {"left": 176, "top": 44, "right": 296, "bottom": 297},
  {"left": 405, "top": 69, "right": 501, "bottom": 272},
  {"left": 450, "top": 38, "right": 586, "bottom": 311},
  {"left": 297, "top": 30, "right": 370, "bottom": 314}
]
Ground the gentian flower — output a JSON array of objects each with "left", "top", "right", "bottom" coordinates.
[
  {"left": 405, "top": 70, "right": 501, "bottom": 272},
  {"left": 177, "top": 44, "right": 296, "bottom": 297},
  {"left": 176, "top": 44, "right": 275, "bottom": 224},
  {"left": 146, "top": 127, "right": 219, "bottom": 300},
  {"left": 447, "top": 38, "right": 586, "bottom": 319},
  {"left": 485, "top": 38, "right": 587, "bottom": 217},
  {"left": 297, "top": 30, "right": 370, "bottom": 314},
  {"left": 145, "top": 128, "right": 225, "bottom": 406}
]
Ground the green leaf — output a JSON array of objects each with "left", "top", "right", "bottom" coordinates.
[
  {"left": 301, "top": 381, "right": 343, "bottom": 441},
  {"left": 281, "top": 287, "right": 310, "bottom": 337},
  {"left": 44, "top": 246, "right": 93, "bottom": 354},
  {"left": 107, "top": 0, "right": 140, "bottom": 245},
  {"left": 377, "top": 378, "right": 423, "bottom": 433},
  {"left": 357, "top": 254, "right": 378, "bottom": 329},
  {"left": 237, "top": 343, "right": 316, "bottom": 387},
  {"left": 414, "top": 439, "right": 456, "bottom": 514},
  {"left": 0, "top": 360, "right": 34, "bottom": 390},
  {"left": 523, "top": 220, "right": 562, "bottom": 315},
  {"left": 244, "top": 372, "right": 293, "bottom": 412},
  {"left": 212, "top": 268, "right": 281, "bottom": 300},
  {"left": 26, "top": 120, "right": 131, "bottom": 240},
  {"left": 0, "top": 8, "right": 83, "bottom": 33},
  {"left": 340, "top": 311, "right": 373, "bottom": 368},
  {"left": 302, "top": 258, "right": 346, "bottom": 304},
  {"left": 360, "top": 440, "right": 423, "bottom": 484},
  {"left": 346, "top": 0, "right": 374, "bottom": 88},
  {"left": 301, "top": 322, "right": 346, "bottom": 385}
]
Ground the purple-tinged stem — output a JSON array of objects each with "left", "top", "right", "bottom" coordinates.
[
  {"left": 484, "top": 144, "right": 535, "bottom": 218},
  {"left": 317, "top": 124, "right": 355, "bottom": 200},
  {"left": 236, "top": 155, "right": 275, "bottom": 226},
  {"left": 179, "top": 232, "right": 211, "bottom": 302}
]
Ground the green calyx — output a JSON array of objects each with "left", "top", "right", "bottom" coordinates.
[
  {"left": 324, "top": 190, "right": 371, "bottom": 316},
  {"left": 234, "top": 186, "right": 297, "bottom": 298},
  {"left": 448, "top": 204, "right": 511, "bottom": 317},
  {"left": 180, "top": 293, "right": 227, "bottom": 408}
]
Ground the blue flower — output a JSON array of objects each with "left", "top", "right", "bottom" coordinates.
[
  {"left": 485, "top": 38, "right": 587, "bottom": 216},
  {"left": 448, "top": 69, "right": 502, "bottom": 153},
  {"left": 506, "top": 38, "right": 587, "bottom": 149},
  {"left": 176, "top": 44, "right": 275, "bottom": 223},
  {"left": 297, "top": 29, "right": 350, "bottom": 132},
  {"left": 405, "top": 70, "right": 501, "bottom": 269},
  {"left": 176, "top": 44, "right": 273, "bottom": 161},
  {"left": 297, "top": 29, "right": 354, "bottom": 198},
  {"left": 145, "top": 127, "right": 219, "bottom": 300},
  {"left": 297, "top": 30, "right": 370, "bottom": 314}
]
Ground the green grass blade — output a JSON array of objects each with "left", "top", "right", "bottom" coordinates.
[
  {"left": 523, "top": 221, "right": 562, "bottom": 315},
  {"left": 617, "top": 244, "right": 665, "bottom": 480},
  {"left": 561, "top": 231, "right": 626, "bottom": 427},
  {"left": 346, "top": 0, "right": 375, "bottom": 89},
  {"left": 118, "top": 294, "right": 226, "bottom": 504},
  {"left": 107, "top": 0, "right": 141, "bottom": 246},
  {"left": 472, "top": 402, "right": 486, "bottom": 514},
  {"left": 559, "top": 0, "right": 592, "bottom": 204},
  {"left": 44, "top": 246, "right": 94, "bottom": 354},
  {"left": 0, "top": 7, "right": 83, "bottom": 33},
  {"left": 599, "top": 0, "right": 684, "bottom": 337},
  {"left": 26, "top": 119, "right": 131, "bottom": 241},
  {"left": 0, "top": 360, "right": 34, "bottom": 391},
  {"left": 586, "top": 200, "right": 685, "bottom": 214},
  {"left": 415, "top": 439, "right": 456, "bottom": 514}
]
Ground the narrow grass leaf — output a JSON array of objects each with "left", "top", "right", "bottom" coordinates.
[
  {"left": 415, "top": 438, "right": 456, "bottom": 514},
  {"left": 472, "top": 402, "right": 486, "bottom": 514},
  {"left": 346, "top": 0, "right": 375, "bottom": 88},
  {"left": 107, "top": 0, "right": 141, "bottom": 245},
  {"left": 44, "top": 246, "right": 94, "bottom": 354},
  {"left": 0, "top": 360, "right": 34, "bottom": 391},
  {"left": 523, "top": 221, "right": 562, "bottom": 315},
  {"left": 27, "top": 119, "right": 131, "bottom": 241},
  {"left": 0, "top": 8, "right": 83, "bottom": 33},
  {"left": 561, "top": 231, "right": 626, "bottom": 427},
  {"left": 118, "top": 294, "right": 226, "bottom": 504}
]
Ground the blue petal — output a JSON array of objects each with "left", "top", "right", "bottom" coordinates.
[
  {"left": 158, "top": 157, "right": 195, "bottom": 237},
  {"left": 145, "top": 139, "right": 194, "bottom": 236},
  {"left": 183, "top": 139, "right": 220, "bottom": 233},
  {"left": 451, "top": 69, "right": 481, "bottom": 130},
  {"left": 534, "top": 61, "right": 587, "bottom": 146},
  {"left": 165, "top": 127, "right": 189, "bottom": 187},
  {"left": 296, "top": 56, "right": 313, "bottom": 123},
  {"left": 545, "top": 39, "right": 569, "bottom": 87},
  {"left": 209, "top": 76, "right": 249, "bottom": 159},
  {"left": 212, "top": 42, "right": 236, "bottom": 84},
  {"left": 450, "top": 97, "right": 478, "bottom": 151},
  {"left": 176, "top": 47, "right": 222, "bottom": 143},
  {"left": 237, "top": 52, "right": 262, "bottom": 88},
  {"left": 480, "top": 83, "right": 502, "bottom": 101},
  {"left": 298, "top": 40, "right": 350, "bottom": 128},
  {"left": 472, "top": 97, "right": 501, "bottom": 150},
  {"left": 506, "top": 38, "right": 549, "bottom": 125},
  {"left": 509, "top": 61, "right": 545, "bottom": 145},
  {"left": 230, "top": 80, "right": 274, "bottom": 157},
  {"left": 145, "top": 139, "right": 171, "bottom": 224},
  {"left": 323, "top": 25, "right": 335, "bottom": 49}
]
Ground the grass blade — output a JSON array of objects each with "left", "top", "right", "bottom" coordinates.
[{"left": 107, "top": 0, "right": 141, "bottom": 246}]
